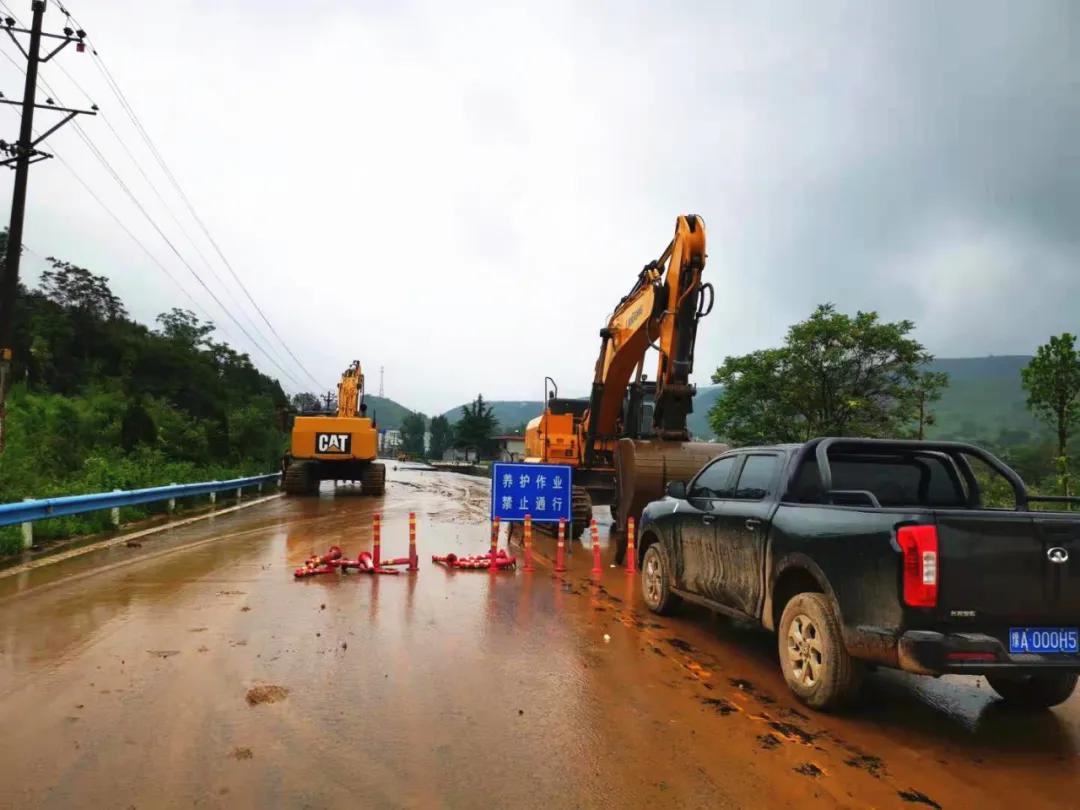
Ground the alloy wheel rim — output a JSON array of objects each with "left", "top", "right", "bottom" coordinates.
[
  {"left": 786, "top": 613, "right": 824, "bottom": 687},
  {"left": 643, "top": 552, "right": 662, "bottom": 606}
]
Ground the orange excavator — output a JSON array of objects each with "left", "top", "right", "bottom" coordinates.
[{"left": 524, "top": 214, "right": 726, "bottom": 559}]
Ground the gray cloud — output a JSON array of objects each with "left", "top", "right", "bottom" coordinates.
[{"left": 3, "top": 0, "right": 1077, "bottom": 411}]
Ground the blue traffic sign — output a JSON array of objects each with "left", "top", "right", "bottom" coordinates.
[{"left": 491, "top": 462, "right": 573, "bottom": 523}]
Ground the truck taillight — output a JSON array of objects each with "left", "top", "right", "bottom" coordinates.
[{"left": 897, "top": 525, "right": 938, "bottom": 608}]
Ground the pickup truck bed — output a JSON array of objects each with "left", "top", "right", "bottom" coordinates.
[{"left": 637, "top": 437, "right": 1080, "bottom": 710}]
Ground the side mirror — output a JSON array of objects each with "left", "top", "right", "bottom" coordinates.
[{"left": 666, "top": 480, "right": 687, "bottom": 499}]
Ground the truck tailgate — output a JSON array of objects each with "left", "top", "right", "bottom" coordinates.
[{"left": 934, "top": 511, "right": 1080, "bottom": 624}]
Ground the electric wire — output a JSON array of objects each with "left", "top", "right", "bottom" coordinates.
[
  {"left": 0, "top": 43, "right": 302, "bottom": 384},
  {"left": 59, "top": 1, "right": 327, "bottom": 392},
  {"left": 4, "top": 1, "right": 322, "bottom": 392}
]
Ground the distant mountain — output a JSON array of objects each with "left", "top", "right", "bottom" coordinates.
[
  {"left": 690, "top": 356, "right": 1040, "bottom": 443},
  {"left": 364, "top": 395, "right": 414, "bottom": 430},
  {"left": 432, "top": 356, "right": 1043, "bottom": 445},
  {"left": 924, "top": 356, "right": 1038, "bottom": 441},
  {"left": 441, "top": 400, "right": 546, "bottom": 434}
]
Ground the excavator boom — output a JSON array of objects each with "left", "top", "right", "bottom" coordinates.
[{"left": 525, "top": 215, "right": 726, "bottom": 548}]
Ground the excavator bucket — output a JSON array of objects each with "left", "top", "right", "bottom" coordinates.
[{"left": 613, "top": 438, "right": 728, "bottom": 556}]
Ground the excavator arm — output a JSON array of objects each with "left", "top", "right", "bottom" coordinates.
[
  {"left": 337, "top": 361, "right": 364, "bottom": 418},
  {"left": 584, "top": 214, "right": 713, "bottom": 461}
]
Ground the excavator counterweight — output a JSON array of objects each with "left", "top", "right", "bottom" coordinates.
[{"left": 283, "top": 360, "right": 386, "bottom": 496}]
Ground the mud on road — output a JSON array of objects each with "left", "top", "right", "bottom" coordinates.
[{"left": 0, "top": 466, "right": 1077, "bottom": 808}]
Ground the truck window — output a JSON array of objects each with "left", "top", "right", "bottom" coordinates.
[
  {"left": 789, "top": 451, "right": 967, "bottom": 507},
  {"left": 690, "top": 456, "right": 738, "bottom": 499},
  {"left": 732, "top": 454, "right": 780, "bottom": 500}
]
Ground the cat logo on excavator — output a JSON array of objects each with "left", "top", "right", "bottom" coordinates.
[{"left": 316, "top": 433, "right": 351, "bottom": 454}]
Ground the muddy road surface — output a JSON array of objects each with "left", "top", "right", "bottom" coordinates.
[{"left": 1, "top": 466, "right": 1077, "bottom": 809}]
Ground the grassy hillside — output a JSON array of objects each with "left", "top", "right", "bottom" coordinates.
[
  {"left": 922, "top": 356, "right": 1039, "bottom": 441},
  {"left": 364, "top": 395, "right": 414, "bottom": 431}
]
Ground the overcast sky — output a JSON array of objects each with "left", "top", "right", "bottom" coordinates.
[{"left": 3, "top": 0, "right": 1077, "bottom": 413}]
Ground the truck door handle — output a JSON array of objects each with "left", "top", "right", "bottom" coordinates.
[
  {"left": 745, "top": 518, "right": 762, "bottom": 532},
  {"left": 702, "top": 514, "right": 716, "bottom": 525}
]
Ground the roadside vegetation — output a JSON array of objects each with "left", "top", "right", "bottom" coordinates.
[
  {"left": 0, "top": 240, "right": 288, "bottom": 553},
  {"left": 708, "top": 304, "right": 1080, "bottom": 502}
]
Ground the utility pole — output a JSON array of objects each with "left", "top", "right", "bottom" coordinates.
[
  {"left": 0, "top": 3, "right": 94, "bottom": 451},
  {"left": 378, "top": 365, "right": 384, "bottom": 398}
]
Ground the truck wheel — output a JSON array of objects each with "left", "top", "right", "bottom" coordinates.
[
  {"left": 641, "top": 543, "right": 679, "bottom": 615},
  {"left": 986, "top": 673, "right": 1078, "bottom": 709},
  {"left": 361, "top": 462, "right": 386, "bottom": 496},
  {"left": 778, "top": 592, "right": 862, "bottom": 711}
]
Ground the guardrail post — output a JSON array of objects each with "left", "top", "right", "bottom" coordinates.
[
  {"left": 111, "top": 489, "right": 121, "bottom": 528},
  {"left": 236, "top": 486, "right": 242, "bottom": 502},
  {"left": 21, "top": 497, "right": 32, "bottom": 549},
  {"left": 167, "top": 483, "right": 177, "bottom": 514},
  {"left": 257, "top": 480, "right": 263, "bottom": 494},
  {"left": 209, "top": 489, "right": 216, "bottom": 508}
]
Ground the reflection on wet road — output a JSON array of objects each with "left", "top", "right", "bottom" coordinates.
[{"left": 0, "top": 466, "right": 1076, "bottom": 808}]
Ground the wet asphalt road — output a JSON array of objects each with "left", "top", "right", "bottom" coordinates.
[{"left": 0, "top": 466, "right": 1077, "bottom": 809}]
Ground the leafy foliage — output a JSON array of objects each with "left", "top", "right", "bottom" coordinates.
[
  {"left": 1022, "top": 333, "right": 1080, "bottom": 494},
  {"left": 400, "top": 412, "right": 427, "bottom": 456},
  {"left": 454, "top": 394, "right": 498, "bottom": 458},
  {"left": 428, "top": 414, "right": 452, "bottom": 460},
  {"left": 0, "top": 245, "right": 289, "bottom": 553},
  {"left": 708, "top": 304, "right": 941, "bottom": 444}
]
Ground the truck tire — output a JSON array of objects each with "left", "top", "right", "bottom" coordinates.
[
  {"left": 778, "top": 592, "right": 863, "bottom": 711},
  {"left": 362, "top": 462, "right": 386, "bottom": 496},
  {"left": 986, "top": 673, "right": 1078, "bottom": 709},
  {"left": 284, "top": 461, "right": 319, "bottom": 495},
  {"left": 641, "top": 543, "right": 680, "bottom": 615}
]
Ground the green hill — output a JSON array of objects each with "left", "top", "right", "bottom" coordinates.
[
  {"left": 364, "top": 395, "right": 414, "bottom": 431},
  {"left": 435, "top": 356, "right": 1044, "bottom": 445},
  {"left": 689, "top": 356, "right": 1042, "bottom": 444},
  {"left": 441, "top": 400, "right": 547, "bottom": 434}
]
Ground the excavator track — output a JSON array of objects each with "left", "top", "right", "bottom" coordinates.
[
  {"left": 570, "top": 486, "right": 593, "bottom": 539},
  {"left": 283, "top": 460, "right": 320, "bottom": 495},
  {"left": 361, "top": 462, "right": 386, "bottom": 496},
  {"left": 534, "top": 485, "right": 593, "bottom": 541}
]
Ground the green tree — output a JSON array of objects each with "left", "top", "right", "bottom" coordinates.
[
  {"left": 455, "top": 394, "right": 498, "bottom": 459},
  {"left": 40, "top": 259, "right": 127, "bottom": 321},
  {"left": 400, "top": 412, "right": 427, "bottom": 456},
  {"left": 291, "top": 392, "right": 321, "bottom": 412},
  {"left": 912, "top": 371, "right": 950, "bottom": 440},
  {"left": 709, "top": 304, "right": 934, "bottom": 444},
  {"left": 156, "top": 308, "right": 214, "bottom": 349},
  {"left": 428, "top": 414, "right": 452, "bottom": 459},
  {"left": 1021, "top": 333, "right": 1080, "bottom": 496}
]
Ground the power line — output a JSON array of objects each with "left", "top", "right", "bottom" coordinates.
[
  {"left": 58, "top": 0, "right": 326, "bottom": 392},
  {"left": 0, "top": 33, "right": 306, "bottom": 390}
]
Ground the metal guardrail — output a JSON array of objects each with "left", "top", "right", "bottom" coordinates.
[{"left": 0, "top": 473, "right": 281, "bottom": 548}]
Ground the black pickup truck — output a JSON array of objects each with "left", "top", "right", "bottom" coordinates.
[{"left": 636, "top": 438, "right": 1080, "bottom": 711}]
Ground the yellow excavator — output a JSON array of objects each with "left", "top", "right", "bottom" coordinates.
[
  {"left": 524, "top": 215, "right": 726, "bottom": 558},
  {"left": 283, "top": 361, "right": 386, "bottom": 496}
]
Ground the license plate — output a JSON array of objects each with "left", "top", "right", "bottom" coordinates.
[{"left": 1009, "top": 627, "right": 1079, "bottom": 654}]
